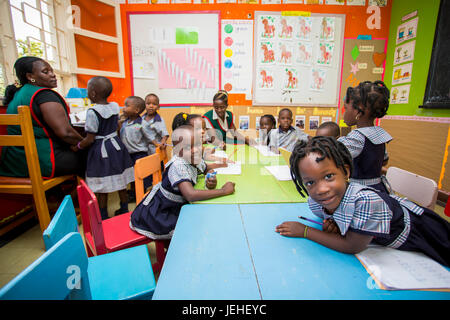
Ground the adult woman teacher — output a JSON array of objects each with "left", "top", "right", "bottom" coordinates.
[
  {"left": 0, "top": 56, "right": 86, "bottom": 178},
  {"left": 203, "top": 90, "right": 253, "bottom": 147}
]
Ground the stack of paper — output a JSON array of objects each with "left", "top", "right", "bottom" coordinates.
[
  {"left": 264, "top": 165, "right": 292, "bottom": 181},
  {"left": 356, "top": 246, "right": 450, "bottom": 290},
  {"left": 254, "top": 145, "right": 280, "bottom": 157},
  {"left": 214, "top": 161, "right": 241, "bottom": 175},
  {"left": 213, "top": 150, "right": 227, "bottom": 159}
]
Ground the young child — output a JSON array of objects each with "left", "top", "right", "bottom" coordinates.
[
  {"left": 258, "top": 114, "right": 276, "bottom": 146},
  {"left": 143, "top": 93, "right": 169, "bottom": 155},
  {"left": 268, "top": 108, "right": 309, "bottom": 152},
  {"left": 119, "top": 96, "right": 153, "bottom": 202},
  {"left": 275, "top": 137, "right": 450, "bottom": 267},
  {"left": 75, "top": 76, "right": 134, "bottom": 219},
  {"left": 338, "top": 80, "right": 392, "bottom": 193},
  {"left": 316, "top": 121, "right": 340, "bottom": 139},
  {"left": 130, "top": 125, "right": 235, "bottom": 239}
]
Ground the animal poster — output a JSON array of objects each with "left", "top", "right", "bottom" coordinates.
[
  {"left": 319, "top": 17, "right": 335, "bottom": 41},
  {"left": 297, "top": 41, "right": 313, "bottom": 65},
  {"left": 283, "top": 68, "right": 299, "bottom": 91},
  {"left": 316, "top": 42, "right": 334, "bottom": 66},
  {"left": 297, "top": 16, "right": 312, "bottom": 41},
  {"left": 310, "top": 68, "right": 326, "bottom": 91},
  {"left": 259, "top": 15, "right": 277, "bottom": 39},
  {"left": 393, "top": 40, "right": 415, "bottom": 65},
  {"left": 278, "top": 17, "right": 295, "bottom": 39},
  {"left": 278, "top": 42, "right": 294, "bottom": 65},
  {"left": 257, "top": 67, "right": 275, "bottom": 89},
  {"left": 259, "top": 41, "right": 276, "bottom": 64}
]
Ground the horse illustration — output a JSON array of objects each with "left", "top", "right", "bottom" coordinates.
[
  {"left": 261, "top": 44, "right": 275, "bottom": 63},
  {"left": 286, "top": 70, "right": 297, "bottom": 89},
  {"left": 312, "top": 70, "right": 324, "bottom": 89},
  {"left": 280, "top": 44, "right": 292, "bottom": 64},
  {"left": 298, "top": 19, "right": 311, "bottom": 38},
  {"left": 280, "top": 18, "right": 293, "bottom": 38},
  {"left": 298, "top": 44, "right": 311, "bottom": 62},
  {"left": 262, "top": 18, "right": 275, "bottom": 38},
  {"left": 319, "top": 44, "right": 331, "bottom": 64},
  {"left": 321, "top": 18, "right": 333, "bottom": 39},
  {"left": 260, "top": 70, "right": 273, "bottom": 88}
]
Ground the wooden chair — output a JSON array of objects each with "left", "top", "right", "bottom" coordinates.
[
  {"left": 134, "top": 153, "right": 162, "bottom": 204},
  {"left": 0, "top": 106, "right": 76, "bottom": 233},
  {"left": 76, "top": 179, "right": 165, "bottom": 273},
  {"left": 386, "top": 166, "right": 438, "bottom": 210},
  {"left": 42, "top": 195, "right": 79, "bottom": 250},
  {"left": 156, "top": 145, "right": 172, "bottom": 168},
  {"left": 0, "top": 232, "right": 156, "bottom": 300}
]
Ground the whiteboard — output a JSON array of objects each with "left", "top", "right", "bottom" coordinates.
[
  {"left": 128, "top": 12, "right": 220, "bottom": 105},
  {"left": 252, "top": 12, "right": 345, "bottom": 107}
]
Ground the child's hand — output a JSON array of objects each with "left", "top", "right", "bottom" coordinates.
[
  {"left": 221, "top": 181, "right": 235, "bottom": 195},
  {"left": 70, "top": 144, "right": 79, "bottom": 152},
  {"left": 205, "top": 171, "right": 217, "bottom": 190},
  {"left": 159, "top": 142, "right": 167, "bottom": 150},
  {"left": 275, "top": 221, "right": 305, "bottom": 237},
  {"left": 322, "top": 219, "right": 339, "bottom": 234}
]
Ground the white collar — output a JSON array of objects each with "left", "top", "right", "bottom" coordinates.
[{"left": 212, "top": 109, "right": 229, "bottom": 121}]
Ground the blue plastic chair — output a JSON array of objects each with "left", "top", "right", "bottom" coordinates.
[
  {"left": 0, "top": 232, "right": 156, "bottom": 300},
  {"left": 43, "top": 195, "right": 79, "bottom": 250}
]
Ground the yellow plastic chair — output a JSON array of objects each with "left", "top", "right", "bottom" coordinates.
[{"left": 0, "top": 106, "right": 76, "bottom": 233}]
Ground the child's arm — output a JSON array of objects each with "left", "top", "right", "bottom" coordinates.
[
  {"left": 178, "top": 180, "right": 235, "bottom": 202},
  {"left": 275, "top": 221, "right": 373, "bottom": 254},
  {"left": 71, "top": 133, "right": 96, "bottom": 152},
  {"left": 159, "top": 135, "right": 169, "bottom": 150}
]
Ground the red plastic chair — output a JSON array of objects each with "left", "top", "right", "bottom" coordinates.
[
  {"left": 444, "top": 196, "right": 450, "bottom": 217},
  {"left": 77, "top": 179, "right": 166, "bottom": 273}
]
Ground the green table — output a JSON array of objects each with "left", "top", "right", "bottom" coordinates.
[{"left": 194, "top": 145, "right": 307, "bottom": 204}]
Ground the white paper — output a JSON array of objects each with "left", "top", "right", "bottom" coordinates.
[
  {"left": 265, "top": 165, "right": 291, "bottom": 181},
  {"left": 214, "top": 150, "right": 228, "bottom": 159},
  {"left": 254, "top": 145, "right": 281, "bottom": 157},
  {"left": 356, "top": 247, "right": 450, "bottom": 290},
  {"left": 215, "top": 161, "right": 242, "bottom": 175}
]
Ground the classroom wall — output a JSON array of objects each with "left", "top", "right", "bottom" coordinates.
[
  {"left": 380, "top": 0, "right": 450, "bottom": 195},
  {"left": 73, "top": 0, "right": 392, "bottom": 139}
]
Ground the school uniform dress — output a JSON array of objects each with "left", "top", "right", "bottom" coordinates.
[
  {"left": 120, "top": 117, "right": 153, "bottom": 164},
  {"left": 130, "top": 155, "right": 207, "bottom": 240},
  {"left": 258, "top": 128, "right": 273, "bottom": 146},
  {"left": 308, "top": 182, "right": 450, "bottom": 267},
  {"left": 142, "top": 113, "right": 169, "bottom": 155},
  {"left": 268, "top": 126, "right": 309, "bottom": 152},
  {"left": 84, "top": 103, "right": 134, "bottom": 193},
  {"left": 338, "top": 126, "right": 392, "bottom": 193}
]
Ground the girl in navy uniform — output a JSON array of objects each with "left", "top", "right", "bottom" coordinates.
[
  {"left": 130, "top": 125, "right": 235, "bottom": 240},
  {"left": 276, "top": 137, "right": 450, "bottom": 267},
  {"left": 76, "top": 76, "right": 134, "bottom": 219},
  {"left": 338, "top": 80, "right": 392, "bottom": 193}
]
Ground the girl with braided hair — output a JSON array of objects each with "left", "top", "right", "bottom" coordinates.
[
  {"left": 276, "top": 137, "right": 450, "bottom": 266},
  {"left": 338, "top": 80, "right": 392, "bottom": 193}
]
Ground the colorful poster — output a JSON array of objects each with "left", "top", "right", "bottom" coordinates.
[
  {"left": 346, "top": 0, "right": 366, "bottom": 5},
  {"left": 325, "top": 0, "right": 344, "bottom": 5},
  {"left": 319, "top": 17, "right": 335, "bottom": 41},
  {"left": 305, "top": 0, "right": 323, "bottom": 3},
  {"left": 283, "top": 0, "right": 303, "bottom": 3},
  {"left": 283, "top": 67, "right": 299, "bottom": 91},
  {"left": 316, "top": 42, "right": 334, "bottom": 66},
  {"left": 278, "top": 42, "right": 294, "bottom": 65},
  {"left": 392, "top": 62, "right": 413, "bottom": 85},
  {"left": 221, "top": 20, "right": 253, "bottom": 97},
  {"left": 396, "top": 17, "right": 419, "bottom": 45},
  {"left": 390, "top": 84, "right": 411, "bottom": 104},
  {"left": 259, "top": 15, "right": 277, "bottom": 39},
  {"left": 394, "top": 40, "right": 415, "bottom": 65},
  {"left": 262, "top": 0, "right": 282, "bottom": 3},
  {"left": 295, "top": 115, "right": 305, "bottom": 129},
  {"left": 297, "top": 41, "right": 313, "bottom": 65},
  {"left": 257, "top": 67, "right": 275, "bottom": 89},
  {"left": 239, "top": 115, "right": 250, "bottom": 130},
  {"left": 296, "top": 16, "right": 312, "bottom": 40},
  {"left": 309, "top": 116, "right": 320, "bottom": 130},
  {"left": 259, "top": 41, "right": 276, "bottom": 64},
  {"left": 278, "top": 16, "right": 295, "bottom": 39},
  {"left": 310, "top": 68, "right": 326, "bottom": 91},
  {"left": 368, "top": 0, "right": 387, "bottom": 6}
]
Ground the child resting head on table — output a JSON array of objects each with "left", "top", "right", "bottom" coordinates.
[
  {"left": 130, "top": 125, "right": 236, "bottom": 240},
  {"left": 275, "top": 136, "right": 450, "bottom": 267}
]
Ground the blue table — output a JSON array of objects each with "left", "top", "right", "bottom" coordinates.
[{"left": 153, "top": 203, "right": 450, "bottom": 300}]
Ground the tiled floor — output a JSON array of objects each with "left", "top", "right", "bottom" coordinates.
[{"left": 0, "top": 196, "right": 449, "bottom": 289}]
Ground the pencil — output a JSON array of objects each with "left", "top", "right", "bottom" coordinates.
[{"left": 298, "top": 216, "right": 323, "bottom": 226}]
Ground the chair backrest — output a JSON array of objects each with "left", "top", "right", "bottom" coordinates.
[
  {"left": 0, "top": 232, "right": 91, "bottom": 300},
  {"left": 279, "top": 147, "right": 292, "bottom": 168},
  {"left": 134, "top": 153, "right": 162, "bottom": 203},
  {"left": 0, "top": 105, "right": 51, "bottom": 230},
  {"left": 42, "top": 195, "right": 79, "bottom": 250},
  {"left": 77, "top": 179, "right": 106, "bottom": 255},
  {"left": 156, "top": 146, "right": 172, "bottom": 167},
  {"left": 386, "top": 166, "right": 438, "bottom": 210}
]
